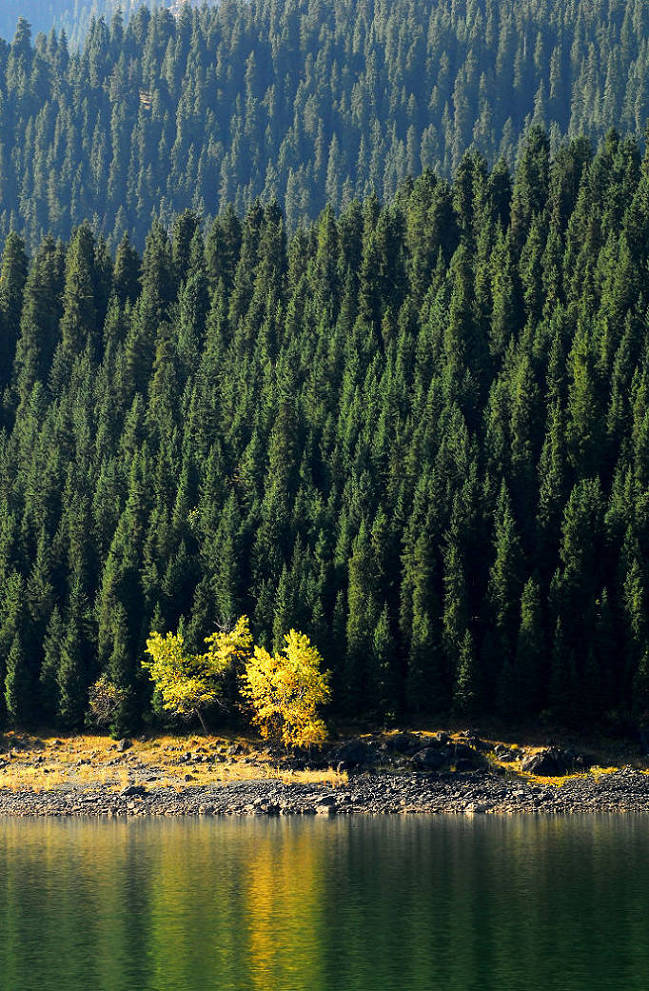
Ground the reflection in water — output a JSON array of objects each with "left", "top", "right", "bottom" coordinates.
[{"left": 0, "top": 815, "right": 648, "bottom": 991}]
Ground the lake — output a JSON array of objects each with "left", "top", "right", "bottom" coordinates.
[{"left": 0, "top": 815, "right": 647, "bottom": 990}]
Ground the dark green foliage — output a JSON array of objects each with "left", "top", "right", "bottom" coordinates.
[
  {"left": 3, "top": 129, "right": 649, "bottom": 731},
  {"left": 4, "top": 634, "right": 29, "bottom": 726},
  {"left": 4, "top": 1, "right": 649, "bottom": 249},
  {"left": 57, "top": 620, "right": 86, "bottom": 729}
]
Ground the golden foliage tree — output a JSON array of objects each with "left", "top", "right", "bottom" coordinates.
[
  {"left": 142, "top": 616, "right": 253, "bottom": 732},
  {"left": 240, "top": 629, "right": 331, "bottom": 747}
]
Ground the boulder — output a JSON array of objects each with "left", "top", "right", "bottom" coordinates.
[
  {"left": 454, "top": 758, "right": 478, "bottom": 773},
  {"left": 458, "top": 733, "right": 490, "bottom": 752},
  {"left": 412, "top": 747, "right": 448, "bottom": 771},
  {"left": 452, "top": 742, "right": 484, "bottom": 763},
  {"left": 117, "top": 738, "right": 131, "bottom": 752},
  {"left": 331, "top": 739, "right": 376, "bottom": 767},
  {"left": 494, "top": 743, "right": 518, "bottom": 763},
  {"left": 120, "top": 784, "right": 147, "bottom": 797},
  {"left": 522, "top": 747, "right": 578, "bottom": 776},
  {"left": 383, "top": 732, "right": 420, "bottom": 754}
]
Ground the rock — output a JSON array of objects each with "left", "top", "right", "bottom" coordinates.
[
  {"left": 384, "top": 732, "right": 419, "bottom": 754},
  {"left": 494, "top": 744, "right": 518, "bottom": 762},
  {"left": 331, "top": 739, "right": 376, "bottom": 767},
  {"left": 412, "top": 747, "right": 447, "bottom": 770},
  {"left": 227, "top": 744, "right": 243, "bottom": 756},
  {"left": 522, "top": 747, "right": 576, "bottom": 776},
  {"left": 454, "top": 758, "right": 477, "bottom": 772},
  {"left": 117, "top": 738, "right": 131, "bottom": 752},
  {"left": 120, "top": 784, "right": 147, "bottom": 797},
  {"left": 458, "top": 734, "right": 489, "bottom": 751},
  {"left": 452, "top": 742, "right": 484, "bottom": 763}
]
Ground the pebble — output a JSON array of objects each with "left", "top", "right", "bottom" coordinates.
[{"left": 2, "top": 767, "right": 649, "bottom": 817}]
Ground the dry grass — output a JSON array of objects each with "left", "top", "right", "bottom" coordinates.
[
  {"left": 0, "top": 731, "right": 346, "bottom": 793},
  {"left": 0, "top": 726, "right": 642, "bottom": 793}
]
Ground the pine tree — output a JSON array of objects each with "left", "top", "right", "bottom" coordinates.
[
  {"left": 345, "top": 521, "right": 380, "bottom": 714},
  {"left": 4, "top": 634, "right": 30, "bottom": 727},
  {"left": 40, "top": 606, "right": 64, "bottom": 724},
  {"left": 57, "top": 619, "right": 86, "bottom": 729},
  {"left": 513, "top": 577, "right": 544, "bottom": 715},
  {"left": 0, "top": 231, "right": 28, "bottom": 392}
]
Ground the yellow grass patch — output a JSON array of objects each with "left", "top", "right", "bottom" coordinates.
[{"left": 0, "top": 730, "right": 344, "bottom": 793}]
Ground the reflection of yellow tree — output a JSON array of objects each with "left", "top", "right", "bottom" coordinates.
[{"left": 244, "top": 822, "right": 326, "bottom": 991}]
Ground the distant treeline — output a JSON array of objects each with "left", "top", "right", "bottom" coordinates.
[
  {"left": 2, "top": 0, "right": 649, "bottom": 248},
  {"left": 0, "top": 2, "right": 181, "bottom": 50},
  {"left": 1, "top": 128, "right": 649, "bottom": 731}
]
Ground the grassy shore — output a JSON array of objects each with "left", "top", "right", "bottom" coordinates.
[
  {"left": 0, "top": 732, "right": 349, "bottom": 793},
  {"left": 0, "top": 726, "right": 645, "bottom": 794}
]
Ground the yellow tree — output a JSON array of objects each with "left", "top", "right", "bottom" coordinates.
[
  {"left": 143, "top": 616, "right": 253, "bottom": 732},
  {"left": 240, "top": 630, "right": 332, "bottom": 748}
]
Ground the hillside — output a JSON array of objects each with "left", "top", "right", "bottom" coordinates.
[
  {"left": 1, "top": 0, "right": 649, "bottom": 248},
  {"left": 1, "top": 130, "right": 649, "bottom": 733}
]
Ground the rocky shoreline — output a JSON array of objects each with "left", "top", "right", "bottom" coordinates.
[
  {"left": 3, "top": 729, "right": 649, "bottom": 816},
  {"left": 4, "top": 767, "right": 649, "bottom": 817}
]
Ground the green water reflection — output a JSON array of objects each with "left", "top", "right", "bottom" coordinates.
[{"left": 0, "top": 815, "right": 647, "bottom": 990}]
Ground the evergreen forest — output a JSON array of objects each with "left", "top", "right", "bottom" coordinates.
[
  {"left": 2, "top": 127, "right": 649, "bottom": 733},
  {"left": 2, "top": 0, "right": 649, "bottom": 249}
]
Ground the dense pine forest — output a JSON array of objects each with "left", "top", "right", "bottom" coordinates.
[
  {"left": 2, "top": 0, "right": 649, "bottom": 249},
  {"left": 1, "top": 127, "right": 649, "bottom": 733}
]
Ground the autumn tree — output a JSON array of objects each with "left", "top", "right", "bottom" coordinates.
[
  {"left": 142, "top": 616, "right": 253, "bottom": 732},
  {"left": 240, "top": 630, "right": 331, "bottom": 748}
]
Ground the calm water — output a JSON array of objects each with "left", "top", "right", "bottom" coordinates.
[{"left": 0, "top": 815, "right": 648, "bottom": 990}]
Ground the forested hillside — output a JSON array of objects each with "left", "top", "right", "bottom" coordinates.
[
  {"left": 2, "top": 0, "right": 649, "bottom": 249},
  {"left": 1, "top": 128, "right": 649, "bottom": 732}
]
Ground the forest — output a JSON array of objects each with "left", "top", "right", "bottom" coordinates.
[
  {"left": 1, "top": 0, "right": 649, "bottom": 249},
  {"left": 0, "top": 126, "right": 648, "bottom": 734}
]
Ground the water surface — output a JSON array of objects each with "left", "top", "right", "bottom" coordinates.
[{"left": 0, "top": 815, "right": 647, "bottom": 990}]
